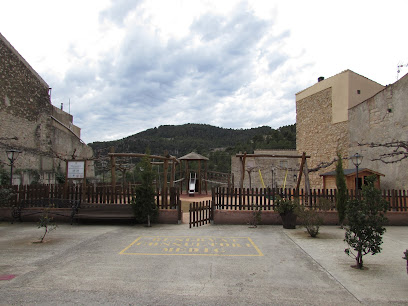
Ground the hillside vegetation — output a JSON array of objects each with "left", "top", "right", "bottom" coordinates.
[{"left": 89, "top": 123, "right": 296, "bottom": 173}]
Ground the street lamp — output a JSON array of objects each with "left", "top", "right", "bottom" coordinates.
[
  {"left": 351, "top": 153, "right": 363, "bottom": 197},
  {"left": 271, "top": 167, "right": 275, "bottom": 189},
  {"left": 6, "top": 149, "right": 22, "bottom": 185}
]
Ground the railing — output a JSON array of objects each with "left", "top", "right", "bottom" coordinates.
[
  {"left": 212, "top": 187, "right": 408, "bottom": 212},
  {"left": 0, "top": 184, "right": 180, "bottom": 210}
]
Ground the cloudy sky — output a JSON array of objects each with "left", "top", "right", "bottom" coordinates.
[{"left": 1, "top": 0, "right": 407, "bottom": 144}]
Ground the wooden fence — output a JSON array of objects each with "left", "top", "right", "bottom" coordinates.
[
  {"left": 189, "top": 201, "right": 212, "bottom": 228},
  {"left": 212, "top": 187, "right": 408, "bottom": 212},
  {"left": 1, "top": 184, "right": 180, "bottom": 210}
]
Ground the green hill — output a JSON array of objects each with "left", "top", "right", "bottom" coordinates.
[{"left": 88, "top": 123, "right": 296, "bottom": 173}]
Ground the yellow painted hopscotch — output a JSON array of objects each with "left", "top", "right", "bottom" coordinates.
[{"left": 120, "top": 236, "right": 264, "bottom": 256}]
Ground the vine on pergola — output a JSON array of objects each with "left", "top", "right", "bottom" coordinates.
[{"left": 358, "top": 141, "right": 408, "bottom": 164}]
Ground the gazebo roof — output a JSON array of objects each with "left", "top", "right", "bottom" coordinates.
[
  {"left": 179, "top": 152, "right": 209, "bottom": 161},
  {"left": 320, "top": 168, "right": 384, "bottom": 177}
]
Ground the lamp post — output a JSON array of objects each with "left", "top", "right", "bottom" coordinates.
[
  {"left": 6, "top": 149, "right": 21, "bottom": 186},
  {"left": 351, "top": 153, "right": 363, "bottom": 198},
  {"left": 271, "top": 167, "right": 275, "bottom": 189}
]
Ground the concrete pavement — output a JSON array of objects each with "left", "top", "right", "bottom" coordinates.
[{"left": 0, "top": 222, "right": 407, "bottom": 305}]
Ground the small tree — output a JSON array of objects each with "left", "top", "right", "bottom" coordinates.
[
  {"left": 37, "top": 209, "right": 57, "bottom": 243},
  {"left": 131, "top": 151, "right": 158, "bottom": 226},
  {"left": 335, "top": 153, "right": 347, "bottom": 227},
  {"left": 344, "top": 176, "right": 388, "bottom": 269}
]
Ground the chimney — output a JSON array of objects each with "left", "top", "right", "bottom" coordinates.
[
  {"left": 318, "top": 76, "right": 324, "bottom": 82},
  {"left": 61, "top": 103, "right": 63, "bottom": 110}
]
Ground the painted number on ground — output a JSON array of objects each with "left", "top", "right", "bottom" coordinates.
[{"left": 120, "top": 236, "right": 263, "bottom": 256}]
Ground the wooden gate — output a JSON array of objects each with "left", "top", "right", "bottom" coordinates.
[{"left": 189, "top": 201, "right": 212, "bottom": 228}]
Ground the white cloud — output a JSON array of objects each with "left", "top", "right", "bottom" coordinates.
[{"left": 1, "top": 0, "right": 407, "bottom": 144}]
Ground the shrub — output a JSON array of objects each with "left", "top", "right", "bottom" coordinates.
[
  {"left": 297, "top": 207, "right": 322, "bottom": 237},
  {"left": 335, "top": 153, "right": 347, "bottom": 227},
  {"left": 275, "top": 196, "right": 299, "bottom": 214},
  {"left": 0, "top": 187, "right": 14, "bottom": 206},
  {"left": 249, "top": 209, "right": 262, "bottom": 228},
  {"left": 344, "top": 176, "right": 388, "bottom": 269},
  {"left": 130, "top": 151, "right": 158, "bottom": 226},
  {"left": 297, "top": 199, "right": 330, "bottom": 238}
]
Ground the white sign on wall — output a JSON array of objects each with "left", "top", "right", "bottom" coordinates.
[{"left": 67, "top": 161, "right": 85, "bottom": 179}]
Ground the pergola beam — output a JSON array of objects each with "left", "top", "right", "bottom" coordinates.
[
  {"left": 235, "top": 153, "right": 310, "bottom": 159},
  {"left": 108, "top": 152, "right": 178, "bottom": 162}
]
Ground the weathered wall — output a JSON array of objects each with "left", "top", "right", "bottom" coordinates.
[
  {"left": 231, "top": 150, "right": 300, "bottom": 189},
  {"left": 0, "top": 33, "right": 94, "bottom": 184},
  {"left": 296, "top": 87, "right": 349, "bottom": 188},
  {"left": 348, "top": 73, "right": 408, "bottom": 189}
]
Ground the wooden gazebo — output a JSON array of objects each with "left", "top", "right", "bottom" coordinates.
[{"left": 179, "top": 152, "right": 209, "bottom": 194}]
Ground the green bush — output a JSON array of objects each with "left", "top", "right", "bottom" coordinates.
[
  {"left": 335, "top": 153, "right": 347, "bottom": 227},
  {"left": 130, "top": 151, "right": 158, "bottom": 226},
  {"left": 275, "top": 196, "right": 299, "bottom": 214},
  {"left": 0, "top": 164, "right": 10, "bottom": 185},
  {"left": 0, "top": 181, "right": 14, "bottom": 207},
  {"left": 344, "top": 176, "right": 388, "bottom": 269}
]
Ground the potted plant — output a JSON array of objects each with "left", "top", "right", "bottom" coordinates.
[{"left": 275, "top": 197, "right": 299, "bottom": 229}]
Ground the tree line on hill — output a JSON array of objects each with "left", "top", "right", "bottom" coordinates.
[{"left": 88, "top": 123, "right": 296, "bottom": 173}]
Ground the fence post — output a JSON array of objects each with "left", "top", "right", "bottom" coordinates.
[{"left": 177, "top": 195, "right": 182, "bottom": 224}]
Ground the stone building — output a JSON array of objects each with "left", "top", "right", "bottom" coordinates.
[
  {"left": 231, "top": 150, "right": 300, "bottom": 189},
  {"left": 348, "top": 73, "right": 408, "bottom": 189},
  {"left": 296, "top": 70, "right": 384, "bottom": 188},
  {"left": 0, "top": 33, "right": 94, "bottom": 185}
]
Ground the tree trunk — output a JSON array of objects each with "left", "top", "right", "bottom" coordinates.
[
  {"left": 356, "top": 251, "right": 363, "bottom": 269},
  {"left": 147, "top": 214, "right": 151, "bottom": 227},
  {"left": 40, "top": 226, "right": 48, "bottom": 243}
]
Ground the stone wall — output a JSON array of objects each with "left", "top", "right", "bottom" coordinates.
[
  {"left": 296, "top": 87, "right": 349, "bottom": 188},
  {"left": 348, "top": 73, "right": 408, "bottom": 189},
  {"left": 0, "top": 33, "right": 94, "bottom": 184}
]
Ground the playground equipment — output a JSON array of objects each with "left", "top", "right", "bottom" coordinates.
[
  {"left": 179, "top": 152, "right": 208, "bottom": 195},
  {"left": 237, "top": 152, "right": 310, "bottom": 193},
  {"left": 282, "top": 168, "right": 289, "bottom": 189},
  {"left": 189, "top": 172, "right": 197, "bottom": 196},
  {"left": 258, "top": 169, "right": 266, "bottom": 188},
  {"left": 108, "top": 148, "right": 179, "bottom": 193}
]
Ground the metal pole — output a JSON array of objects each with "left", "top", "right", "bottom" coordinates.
[
  {"left": 9, "top": 160, "right": 13, "bottom": 185},
  {"left": 355, "top": 164, "right": 359, "bottom": 199}
]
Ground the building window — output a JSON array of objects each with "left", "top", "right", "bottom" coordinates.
[{"left": 357, "top": 90, "right": 361, "bottom": 94}]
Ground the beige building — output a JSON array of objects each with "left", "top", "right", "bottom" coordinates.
[
  {"left": 296, "top": 70, "right": 384, "bottom": 188},
  {"left": 231, "top": 150, "right": 300, "bottom": 189},
  {"left": 0, "top": 33, "right": 94, "bottom": 184}
]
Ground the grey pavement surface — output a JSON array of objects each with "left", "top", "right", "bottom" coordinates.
[{"left": 0, "top": 222, "right": 407, "bottom": 305}]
